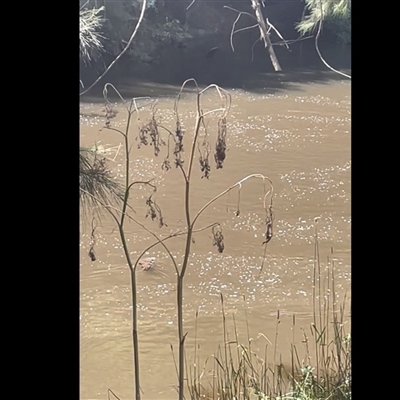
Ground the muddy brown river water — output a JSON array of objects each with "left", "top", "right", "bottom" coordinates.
[{"left": 80, "top": 73, "right": 351, "bottom": 400}]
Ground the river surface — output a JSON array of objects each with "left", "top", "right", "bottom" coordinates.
[{"left": 80, "top": 72, "right": 351, "bottom": 400}]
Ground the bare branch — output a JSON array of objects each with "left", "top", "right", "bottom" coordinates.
[
  {"left": 271, "top": 35, "right": 313, "bottom": 47},
  {"left": 235, "top": 24, "right": 259, "bottom": 35},
  {"left": 133, "top": 222, "right": 221, "bottom": 275},
  {"left": 80, "top": 188, "right": 178, "bottom": 274},
  {"left": 230, "top": 14, "right": 241, "bottom": 52},
  {"left": 108, "top": 389, "right": 122, "bottom": 400},
  {"left": 80, "top": 0, "right": 147, "bottom": 96},
  {"left": 224, "top": 6, "right": 258, "bottom": 52},
  {"left": 103, "top": 84, "right": 155, "bottom": 116},
  {"left": 191, "top": 174, "right": 274, "bottom": 228},
  {"left": 224, "top": 6, "right": 257, "bottom": 21},
  {"left": 202, "top": 108, "right": 228, "bottom": 118},
  {"left": 174, "top": 78, "right": 200, "bottom": 122},
  {"left": 103, "top": 83, "right": 127, "bottom": 106},
  {"left": 224, "top": 3, "right": 284, "bottom": 70},
  {"left": 186, "top": 0, "right": 196, "bottom": 11},
  {"left": 251, "top": 38, "right": 261, "bottom": 62},
  {"left": 198, "top": 84, "right": 232, "bottom": 118},
  {"left": 266, "top": 18, "right": 289, "bottom": 50}
]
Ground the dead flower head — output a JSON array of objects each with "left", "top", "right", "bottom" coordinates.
[
  {"left": 198, "top": 140, "right": 211, "bottom": 179},
  {"left": 161, "top": 158, "right": 171, "bottom": 171},
  {"left": 145, "top": 195, "right": 167, "bottom": 228},
  {"left": 174, "top": 120, "right": 184, "bottom": 156},
  {"left": 137, "top": 106, "right": 165, "bottom": 156},
  {"left": 88, "top": 248, "right": 96, "bottom": 261},
  {"left": 104, "top": 103, "right": 117, "bottom": 128},
  {"left": 214, "top": 117, "right": 227, "bottom": 169},
  {"left": 262, "top": 204, "right": 274, "bottom": 245},
  {"left": 212, "top": 225, "right": 225, "bottom": 253}
]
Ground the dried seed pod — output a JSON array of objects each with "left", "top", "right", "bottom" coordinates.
[
  {"left": 174, "top": 120, "right": 184, "bottom": 156},
  {"left": 147, "top": 106, "right": 165, "bottom": 156},
  {"left": 174, "top": 158, "right": 184, "bottom": 168},
  {"left": 88, "top": 248, "right": 96, "bottom": 262},
  {"left": 145, "top": 195, "right": 167, "bottom": 228},
  {"left": 162, "top": 158, "right": 171, "bottom": 171},
  {"left": 212, "top": 225, "right": 225, "bottom": 253},
  {"left": 262, "top": 205, "right": 274, "bottom": 245},
  {"left": 137, "top": 121, "right": 149, "bottom": 148},
  {"left": 214, "top": 117, "right": 227, "bottom": 169},
  {"left": 145, "top": 195, "right": 157, "bottom": 221},
  {"left": 199, "top": 157, "right": 211, "bottom": 179},
  {"left": 104, "top": 103, "right": 117, "bottom": 128},
  {"left": 198, "top": 140, "right": 211, "bottom": 179}
]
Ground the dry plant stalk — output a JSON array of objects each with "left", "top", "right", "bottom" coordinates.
[
  {"left": 85, "top": 80, "right": 275, "bottom": 400},
  {"left": 135, "top": 78, "right": 274, "bottom": 400},
  {"left": 84, "top": 83, "right": 178, "bottom": 400}
]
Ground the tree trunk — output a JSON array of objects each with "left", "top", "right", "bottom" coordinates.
[{"left": 250, "top": 0, "right": 282, "bottom": 71}]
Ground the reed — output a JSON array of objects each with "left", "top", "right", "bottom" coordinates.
[{"left": 186, "top": 227, "right": 351, "bottom": 400}]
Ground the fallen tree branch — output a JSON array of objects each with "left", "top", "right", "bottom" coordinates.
[
  {"left": 266, "top": 18, "right": 289, "bottom": 50},
  {"left": 224, "top": 2, "right": 283, "bottom": 71},
  {"left": 227, "top": 10, "right": 259, "bottom": 52},
  {"left": 80, "top": 0, "right": 147, "bottom": 96}
]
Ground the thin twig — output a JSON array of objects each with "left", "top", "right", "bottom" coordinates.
[
  {"left": 266, "top": 18, "right": 289, "bottom": 50},
  {"left": 272, "top": 35, "right": 313, "bottom": 47},
  {"left": 108, "top": 389, "right": 121, "bottom": 400},
  {"left": 174, "top": 78, "right": 200, "bottom": 123},
  {"left": 224, "top": 5, "right": 256, "bottom": 21},
  {"left": 186, "top": 0, "right": 196, "bottom": 10},
  {"left": 192, "top": 174, "right": 273, "bottom": 228},
  {"left": 224, "top": 6, "right": 257, "bottom": 52},
  {"left": 251, "top": 38, "right": 261, "bottom": 61},
  {"left": 235, "top": 24, "right": 259, "bottom": 35},
  {"left": 80, "top": 188, "right": 178, "bottom": 274},
  {"left": 134, "top": 222, "right": 221, "bottom": 275},
  {"left": 315, "top": 0, "right": 351, "bottom": 79},
  {"left": 230, "top": 14, "right": 241, "bottom": 52}
]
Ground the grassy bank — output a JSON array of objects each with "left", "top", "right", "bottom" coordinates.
[{"left": 185, "top": 254, "right": 351, "bottom": 400}]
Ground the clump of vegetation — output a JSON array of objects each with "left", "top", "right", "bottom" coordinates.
[
  {"left": 79, "top": 147, "right": 122, "bottom": 219},
  {"left": 297, "top": 0, "right": 351, "bottom": 47},
  {"left": 79, "top": 5, "right": 105, "bottom": 64},
  {"left": 186, "top": 229, "right": 351, "bottom": 400},
  {"left": 296, "top": 0, "right": 351, "bottom": 78}
]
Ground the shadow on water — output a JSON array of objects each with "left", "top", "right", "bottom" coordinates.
[
  {"left": 80, "top": 42, "right": 351, "bottom": 103},
  {"left": 81, "top": 69, "right": 350, "bottom": 104}
]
